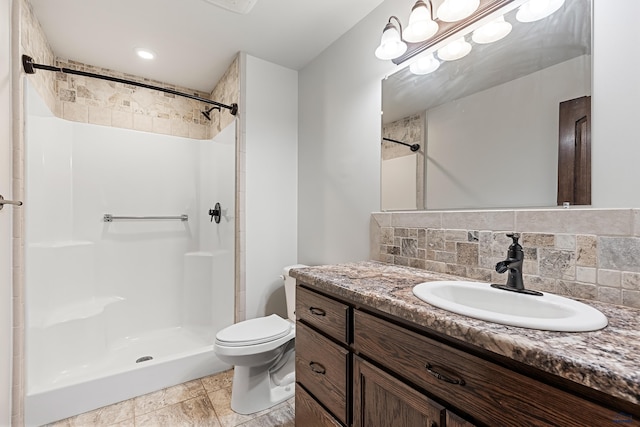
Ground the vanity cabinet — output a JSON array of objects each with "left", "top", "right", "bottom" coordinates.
[
  {"left": 296, "top": 286, "right": 351, "bottom": 426},
  {"left": 295, "top": 281, "right": 639, "bottom": 427}
]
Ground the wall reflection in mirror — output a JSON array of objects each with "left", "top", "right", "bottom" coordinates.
[{"left": 381, "top": 0, "right": 591, "bottom": 211}]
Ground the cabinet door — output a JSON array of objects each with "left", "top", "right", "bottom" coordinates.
[{"left": 353, "top": 356, "right": 445, "bottom": 427}]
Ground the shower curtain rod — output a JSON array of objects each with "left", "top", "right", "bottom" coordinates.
[
  {"left": 22, "top": 55, "right": 238, "bottom": 116},
  {"left": 382, "top": 137, "right": 420, "bottom": 152}
]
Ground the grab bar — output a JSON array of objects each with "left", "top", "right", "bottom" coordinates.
[
  {"left": 103, "top": 214, "right": 188, "bottom": 222},
  {"left": 0, "top": 195, "right": 23, "bottom": 211}
]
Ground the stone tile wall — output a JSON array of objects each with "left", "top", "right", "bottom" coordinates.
[
  {"left": 20, "top": 0, "right": 239, "bottom": 140},
  {"left": 371, "top": 209, "right": 640, "bottom": 309}
]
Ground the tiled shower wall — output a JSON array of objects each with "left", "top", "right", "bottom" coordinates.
[
  {"left": 19, "top": 0, "right": 238, "bottom": 140},
  {"left": 371, "top": 209, "right": 640, "bottom": 309}
]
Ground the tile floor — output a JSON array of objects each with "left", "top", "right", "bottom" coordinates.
[{"left": 45, "top": 370, "right": 295, "bottom": 427}]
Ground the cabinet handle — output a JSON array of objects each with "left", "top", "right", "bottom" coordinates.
[
  {"left": 309, "top": 307, "right": 326, "bottom": 316},
  {"left": 309, "top": 361, "right": 326, "bottom": 375},
  {"left": 425, "top": 363, "right": 465, "bottom": 385}
]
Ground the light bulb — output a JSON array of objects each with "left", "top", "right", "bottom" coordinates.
[
  {"left": 404, "top": 1, "right": 439, "bottom": 43},
  {"left": 437, "top": 37, "right": 472, "bottom": 61},
  {"left": 472, "top": 16, "right": 512, "bottom": 44},
  {"left": 375, "top": 23, "right": 407, "bottom": 60},
  {"left": 437, "top": 0, "right": 480, "bottom": 22},
  {"left": 410, "top": 53, "right": 440, "bottom": 75},
  {"left": 516, "top": 0, "right": 565, "bottom": 22}
]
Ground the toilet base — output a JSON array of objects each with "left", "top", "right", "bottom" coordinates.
[{"left": 230, "top": 349, "right": 295, "bottom": 414}]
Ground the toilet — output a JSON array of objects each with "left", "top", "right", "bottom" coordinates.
[{"left": 214, "top": 264, "right": 306, "bottom": 414}]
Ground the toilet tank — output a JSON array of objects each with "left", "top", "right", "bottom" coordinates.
[{"left": 282, "top": 264, "right": 307, "bottom": 321}]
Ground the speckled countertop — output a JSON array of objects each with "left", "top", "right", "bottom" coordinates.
[{"left": 290, "top": 261, "right": 640, "bottom": 406}]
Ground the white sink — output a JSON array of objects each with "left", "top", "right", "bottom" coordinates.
[{"left": 412, "top": 281, "right": 608, "bottom": 332}]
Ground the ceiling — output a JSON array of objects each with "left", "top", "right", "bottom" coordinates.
[{"left": 28, "top": 0, "right": 385, "bottom": 93}]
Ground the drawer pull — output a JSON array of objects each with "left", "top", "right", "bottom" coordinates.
[
  {"left": 309, "top": 307, "right": 327, "bottom": 316},
  {"left": 309, "top": 361, "right": 327, "bottom": 375},
  {"left": 425, "top": 363, "right": 465, "bottom": 385}
]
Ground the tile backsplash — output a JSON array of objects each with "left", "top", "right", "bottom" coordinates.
[{"left": 371, "top": 209, "right": 640, "bottom": 309}]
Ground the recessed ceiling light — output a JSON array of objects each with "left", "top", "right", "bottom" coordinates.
[{"left": 135, "top": 48, "right": 156, "bottom": 60}]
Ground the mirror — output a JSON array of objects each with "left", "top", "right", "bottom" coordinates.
[{"left": 381, "top": 0, "right": 591, "bottom": 211}]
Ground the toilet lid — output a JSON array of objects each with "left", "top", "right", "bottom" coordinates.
[{"left": 216, "top": 314, "right": 292, "bottom": 347}]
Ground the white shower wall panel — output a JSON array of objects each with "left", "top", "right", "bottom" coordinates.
[
  {"left": 73, "top": 125, "right": 199, "bottom": 337},
  {"left": 25, "top": 83, "right": 236, "bottom": 424}
]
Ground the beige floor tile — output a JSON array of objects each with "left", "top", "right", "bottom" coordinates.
[
  {"left": 208, "top": 387, "right": 258, "bottom": 427},
  {"left": 134, "top": 379, "right": 206, "bottom": 416},
  {"left": 135, "top": 395, "right": 220, "bottom": 427},
  {"left": 201, "top": 369, "right": 234, "bottom": 393},
  {"left": 46, "top": 399, "right": 135, "bottom": 427},
  {"left": 236, "top": 401, "right": 295, "bottom": 427}
]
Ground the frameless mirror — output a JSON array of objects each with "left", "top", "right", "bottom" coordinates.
[{"left": 381, "top": 0, "right": 591, "bottom": 211}]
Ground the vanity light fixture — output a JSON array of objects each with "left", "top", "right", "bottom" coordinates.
[
  {"left": 516, "top": 0, "right": 565, "bottom": 22},
  {"left": 436, "top": 0, "right": 480, "bottom": 22},
  {"left": 437, "top": 36, "right": 472, "bottom": 61},
  {"left": 471, "top": 15, "right": 512, "bottom": 44},
  {"left": 409, "top": 53, "right": 440, "bottom": 75},
  {"left": 375, "top": 1, "right": 438, "bottom": 60},
  {"left": 375, "top": 16, "right": 407, "bottom": 60},
  {"left": 376, "top": 0, "right": 527, "bottom": 66},
  {"left": 404, "top": 0, "right": 439, "bottom": 43}
]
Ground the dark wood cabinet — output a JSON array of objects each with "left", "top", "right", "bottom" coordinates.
[
  {"left": 295, "top": 384, "right": 343, "bottom": 427},
  {"left": 295, "top": 282, "right": 639, "bottom": 427},
  {"left": 353, "top": 356, "right": 445, "bottom": 427},
  {"left": 296, "top": 285, "right": 351, "bottom": 426}
]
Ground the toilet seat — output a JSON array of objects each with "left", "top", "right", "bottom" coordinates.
[{"left": 215, "top": 314, "right": 292, "bottom": 347}]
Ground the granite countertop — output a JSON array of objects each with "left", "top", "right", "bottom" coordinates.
[{"left": 290, "top": 261, "right": 640, "bottom": 406}]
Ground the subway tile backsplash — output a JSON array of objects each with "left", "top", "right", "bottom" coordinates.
[{"left": 371, "top": 209, "right": 640, "bottom": 309}]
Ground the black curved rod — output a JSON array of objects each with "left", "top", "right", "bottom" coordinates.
[
  {"left": 22, "top": 55, "right": 238, "bottom": 116},
  {"left": 383, "top": 137, "right": 420, "bottom": 152}
]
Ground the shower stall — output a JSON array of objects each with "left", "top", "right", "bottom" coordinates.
[{"left": 23, "top": 82, "right": 236, "bottom": 426}]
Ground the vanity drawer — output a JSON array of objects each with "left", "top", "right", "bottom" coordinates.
[
  {"left": 296, "top": 322, "right": 350, "bottom": 425},
  {"left": 354, "top": 310, "right": 634, "bottom": 427},
  {"left": 295, "top": 384, "right": 343, "bottom": 427},
  {"left": 297, "top": 286, "right": 350, "bottom": 344}
]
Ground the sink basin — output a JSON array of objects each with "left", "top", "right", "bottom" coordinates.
[{"left": 412, "top": 281, "right": 608, "bottom": 332}]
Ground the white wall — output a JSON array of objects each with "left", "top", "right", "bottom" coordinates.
[
  {"left": 591, "top": 0, "right": 640, "bottom": 207},
  {"left": 298, "top": 0, "right": 640, "bottom": 263},
  {"left": 298, "top": 0, "right": 412, "bottom": 265},
  {"left": 242, "top": 54, "right": 298, "bottom": 319},
  {"left": 425, "top": 56, "right": 589, "bottom": 209},
  {"left": 0, "top": 0, "right": 12, "bottom": 424}
]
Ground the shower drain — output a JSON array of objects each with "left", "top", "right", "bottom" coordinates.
[{"left": 136, "top": 356, "right": 153, "bottom": 363}]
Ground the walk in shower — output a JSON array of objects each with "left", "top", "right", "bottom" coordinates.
[{"left": 23, "top": 82, "right": 236, "bottom": 426}]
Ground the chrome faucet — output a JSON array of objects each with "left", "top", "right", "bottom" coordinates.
[{"left": 492, "top": 233, "right": 542, "bottom": 296}]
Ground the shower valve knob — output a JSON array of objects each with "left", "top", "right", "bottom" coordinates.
[{"left": 209, "top": 202, "right": 222, "bottom": 223}]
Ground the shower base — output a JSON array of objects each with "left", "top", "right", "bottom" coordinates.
[{"left": 25, "top": 326, "right": 229, "bottom": 426}]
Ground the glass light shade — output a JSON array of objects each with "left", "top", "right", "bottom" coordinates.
[
  {"left": 472, "top": 16, "right": 512, "bottom": 44},
  {"left": 375, "top": 24, "right": 407, "bottom": 60},
  {"left": 409, "top": 53, "right": 440, "bottom": 75},
  {"left": 437, "top": 37, "right": 472, "bottom": 61},
  {"left": 404, "top": 1, "right": 439, "bottom": 43},
  {"left": 516, "top": 0, "right": 565, "bottom": 22},
  {"left": 437, "top": 0, "right": 480, "bottom": 22}
]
